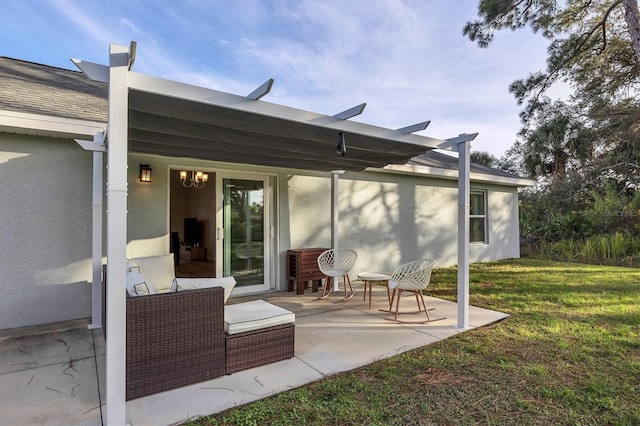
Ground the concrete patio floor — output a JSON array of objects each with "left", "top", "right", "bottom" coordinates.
[{"left": 0, "top": 285, "right": 509, "bottom": 425}]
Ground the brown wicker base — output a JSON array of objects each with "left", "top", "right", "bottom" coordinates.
[
  {"left": 126, "top": 287, "right": 226, "bottom": 400},
  {"left": 225, "top": 323, "right": 295, "bottom": 374}
]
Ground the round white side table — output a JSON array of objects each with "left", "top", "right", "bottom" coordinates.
[{"left": 357, "top": 272, "right": 391, "bottom": 309}]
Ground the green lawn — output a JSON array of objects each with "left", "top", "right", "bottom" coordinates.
[{"left": 191, "top": 259, "right": 640, "bottom": 425}]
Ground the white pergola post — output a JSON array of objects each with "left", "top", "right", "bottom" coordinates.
[
  {"left": 88, "top": 133, "right": 106, "bottom": 330},
  {"left": 91, "top": 148, "right": 104, "bottom": 329},
  {"left": 330, "top": 170, "right": 344, "bottom": 291},
  {"left": 438, "top": 133, "right": 478, "bottom": 330},
  {"left": 75, "top": 132, "right": 107, "bottom": 330},
  {"left": 105, "top": 43, "right": 130, "bottom": 426},
  {"left": 457, "top": 139, "right": 471, "bottom": 330}
]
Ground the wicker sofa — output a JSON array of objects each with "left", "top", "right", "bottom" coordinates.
[{"left": 123, "top": 253, "right": 295, "bottom": 400}]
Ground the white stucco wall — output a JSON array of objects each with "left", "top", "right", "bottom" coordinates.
[
  {"left": 285, "top": 171, "right": 521, "bottom": 277},
  {"left": 0, "top": 143, "right": 213, "bottom": 329},
  {"left": 0, "top": 134, "right": 93, "bottom": 329}
]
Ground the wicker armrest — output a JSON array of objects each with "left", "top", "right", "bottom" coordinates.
[{"left": 125, "top": 286, "right": 226, "bottom": 400}]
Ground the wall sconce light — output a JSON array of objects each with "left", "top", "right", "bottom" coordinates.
[
  {"left": 139, "top": 164, "right": 152, "bottom": 182},
  {"left": 336, "top": 132, "right": 347, "bottom": 156},
  {"left": 180, "top": 170, "right": 209, "bottom": 189}
]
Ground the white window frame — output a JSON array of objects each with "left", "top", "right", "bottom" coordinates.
[{"left": 470, "top": 189, "right": 488, "bottom": 244}]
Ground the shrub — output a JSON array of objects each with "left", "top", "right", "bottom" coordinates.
[{"left": 533, "top": 233, "right": 640, "bottom": 267}]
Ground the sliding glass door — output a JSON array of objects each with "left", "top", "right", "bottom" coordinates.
[{"left": 217, "top": 173, "right": 271, "bottom": 294}]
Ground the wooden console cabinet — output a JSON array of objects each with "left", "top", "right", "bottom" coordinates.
[
  {"left": 287, "top": 248, "right": 327, "bottom": 295},
  {"left": 190, "top": 246, "right": 207, "bottom": 261},
  {"left": 182, "top": 245, "right": 207, "bottom": 261}
]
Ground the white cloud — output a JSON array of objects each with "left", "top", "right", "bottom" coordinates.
[
  {"left": 209, "top": 0, "right": 540, "bottom": 156},
  {"left": 49, "top": 0, "right": 117, "bottom": 45},
  {"left": 119, "top": 18, "right": 139, "bottom": 33}
]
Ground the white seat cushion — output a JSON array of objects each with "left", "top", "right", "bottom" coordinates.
[
  {"left": 130, "top": 253, "right": 176, "bottom": 293},
  {"left": 324, "top": 268, "right": 349, "bottom": 276},
  {"left": 174, "top": 276, "right": 236, "bottom": 303},
  {"left": 224, "top": 300, "right": 295, "bottom": 335}
]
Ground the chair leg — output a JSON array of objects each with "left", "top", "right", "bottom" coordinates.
[
  {"left": 414, "top": 292, "right": 422, "bottom": 312},
  {"left": 319, "top": 277, "right": 333, "bottom": 300},
  {"left": 417, "top": 291, "right": 431, "bottom": 321},
  {"left": 393, "top": 289, "right": 403, "bottom": 321},
  {"left": 384, "top": 289, "right": 445, "bottom": 323},
  {"left": 343, "top": 275, "right": 355, "bottom": 301},
  {"left": 379, "top": 288, "right": 396, "bottom": 313},
  {"left": 389, "top": 291, "right": 427, "bottom": 315}
]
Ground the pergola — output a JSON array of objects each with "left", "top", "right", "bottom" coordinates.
[{"left": 75, "top": 43, "right": 477, "bottom": 425}]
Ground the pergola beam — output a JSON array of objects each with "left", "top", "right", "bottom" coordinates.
[
  {"left": 333, "top": 103, "right": 366, "bottom": 120},
  {"left": 438, "top": 133, "right": 478, "bottom": 151},
  {"left": 75, "top": 135, "right": 107, "bottom": 153},
  {"left": 247, "top": 78, "right": 274, "bottom": 100},
  {"left": 70, "top": 58, "right": 109, "bottom": 83},
  {"left": 396, "top": 121, "right": 430, "bottom": 134}
]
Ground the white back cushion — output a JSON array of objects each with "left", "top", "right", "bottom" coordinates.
[{"left": 130, "top": 253, "right": 176, "bottom": 293}]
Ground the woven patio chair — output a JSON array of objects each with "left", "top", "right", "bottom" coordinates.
[
  {"left": 383, "top": 259, "right": 445, "bottom": 323},
  {"left": 317, "top": 249, "right": 357, "bottom": 301}
]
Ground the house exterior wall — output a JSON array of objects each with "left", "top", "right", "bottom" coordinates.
[
  {"left": 285, "top": 171, "right": 521, "bottom": 276},
  {"left": 0, "top": 139, "right": 522, "bottom": 330},
  {"left": 0, "top": 134, "right": 93, "bottom": 329}
]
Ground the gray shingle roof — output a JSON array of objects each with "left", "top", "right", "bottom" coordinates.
[
  {"left": 0, "top": 56, "right": 107, "bottom": 122},
  {"left": 409, "top": 150, "right": 520, "bottom": 179}
]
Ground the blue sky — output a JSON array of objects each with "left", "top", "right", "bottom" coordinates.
[{"left": 0, "top": 0, "right": 556, "bottom": 158}]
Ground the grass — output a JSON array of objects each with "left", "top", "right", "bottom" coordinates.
[{"left": 188, "top": 259, "right": 640, "bottom": 425}]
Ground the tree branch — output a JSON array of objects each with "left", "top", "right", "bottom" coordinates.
[
  {"left": 623, "top": 0, "right": 640, "bottom": 63},
  {"left": 604, "top": 161, "right": 640, "bottom": 170},
  {"left": 524, "top": 0, "right": 625, "bottom": 111}
]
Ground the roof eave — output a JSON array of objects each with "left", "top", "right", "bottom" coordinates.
[
  {"left": 374, "top": 163, "right": 535, "bottom": 187},
  {"left": 0, "top": 109, "right": 106, "bottom": 139}
]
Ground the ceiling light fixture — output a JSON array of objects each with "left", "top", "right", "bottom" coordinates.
[{"left": 179, "top": 170, "right": 208, "bottom": 189}]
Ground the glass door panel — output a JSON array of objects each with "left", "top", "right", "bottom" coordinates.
[{"left": 222, "top": 177, "right": 268, "bottom": 291}]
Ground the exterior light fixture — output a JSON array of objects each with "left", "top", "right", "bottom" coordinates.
[
  {"left": 337, "top": 132, "right": 347, "bottom": 156},
  {"left": 180, "top": 170, "right": 209, "bottom": 189},
  {"left": 139, "top": 164, "right": 152, "bottom": 182}
]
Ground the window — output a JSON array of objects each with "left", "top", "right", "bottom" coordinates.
[{"left": 470, "top": 190, "right": 487, "bottom": 243}]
